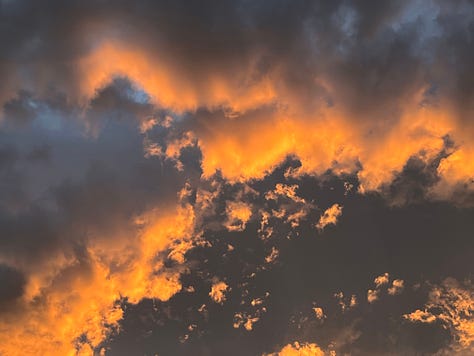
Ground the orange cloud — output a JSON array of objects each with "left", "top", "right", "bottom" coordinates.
[
  {"left": 313, "top": 307, "right": 325, "bottom": 321},
  {"left": 192, "top": 97, "right": 460, "bottom": 198},
  {"left": 388, "top": 279, "right": 404, "bottom": 295},
  {"left": 209, "top": 281, "right": 229, "bottom": 304},
  {"left": 265, "top": 184, "right": 306, "bottom": 204},
  {"left": 197, "top": 109, "right": 360, "bottom": 183},
  {"left": 76, "top": 41, "right": 276, "bottom": 114},
  {"left": 431, "top": 145, "right": 474, "bottom": 203},
  {"left": 0, "top": 16, "right": 472, "bottom": 206},
  {"left": 366, "top": 273, "right": 404, "bottom": 303},
  {"left": 265, "top": 341, "right": 329, "bottom": 356},
  {"left": 261, "top": 183, "right": 313, "bottom": 231},
  {"left": 73, "top": 42, "right": 471, "bottom": 198},
  {"left": 71, "top": 40, "right": 474, "bottom": 205},
  {"left": 374, "top": 273, "right": 390, "bottom": 288},
  {"left": 233, "top": 312, "right": 260, "bottom": 331},
  {"left": 316, "top": 204, "right": 343, "bottom": 231},
  {"left": 224, "top": 200, "right": 253, "bottom": 232},
  {"left": 404, "top": 278, "right": 474, "bottom": 352},
  {"left": 334, "top": 291, "right": 357, "bottom": 312},
  {"left": 0, "top": 201, "right": 197, "bottom": 355},
  {"left": 367, "top": 289, "right": 379, "bottom": 304},
  {"left": 404, "top": 309, "right": 437, "bottom": 324}
]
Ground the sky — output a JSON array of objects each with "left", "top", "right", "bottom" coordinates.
[{"left": 0, "top": 0, "right": 474, "bottom": 355}]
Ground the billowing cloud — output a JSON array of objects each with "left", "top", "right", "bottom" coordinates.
[
  {"left": 1, "top": 202, "right": 193, "bottom": 355},
  {"left": 0, "top": 200, "right": 197, "bottom": 354},
  {"left": 0, "top": 0, "right": 473, "bottom": 203},
  {"left": 0, "top": 0, "right": 473, "bottom": 355}
]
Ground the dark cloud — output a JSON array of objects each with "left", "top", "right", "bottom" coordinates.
[
  {"left": 2, "top": 90, "right": 36, "bottom": 125},
  {"left": 84, "top": 77, "right": 155, "bottom": 132},
  {"left": 0, "top": 1, "right": 473, "bottom": 355},
  {"left": 0, "top": 0, "right": 471, "bottom": 117},
  {"left": 0, "top": 264, "right": 26, "bottom": 309},
  {"left": 25, "top": 143, "right": 51, "bottom": 162},
  {"left": 103, "top": 164, "right": 474, "bottom": 355}
]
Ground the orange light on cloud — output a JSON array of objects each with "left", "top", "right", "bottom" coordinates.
[
  {"left": 77, "top": 42, "right": 277, "bottom": 113},
  {"left": 265, "top": 341, "right": 327, "bottom": 356},
  {"left": 0, "top": 202, "right": 196, "bottom": 355},
  {"left": 74, "top": 40, "right": 474, "bottom": 203}
]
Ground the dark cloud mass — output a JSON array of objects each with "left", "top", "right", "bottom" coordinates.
[{"left": 0, "top": 0, "right": 474, "bottom": 355}]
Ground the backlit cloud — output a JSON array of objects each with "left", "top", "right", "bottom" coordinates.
[{"left": 0, "top": 0, "right": 473, "bottom": 355}]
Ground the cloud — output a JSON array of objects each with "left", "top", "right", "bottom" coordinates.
[
  {"left": 404, "top": 278, "right": 474, "bottom": 353},
  {"left": 0, "top": 201, "right": 197, "bottom": 355},
  {"left": 334, "top": 291, "right": 358, "bottom": 312},
  {"left": 264, "top": 341, "right": 328, "bottom": 356},
  {"left": 265, "top": 184, "right": 307, "bottom": 204},
  {"left": 209, "top": 281, "right": 229, "bottom": 304},
  {"left": 316, "top": 204, "right": 343, "bottom": 231},
  {"left": 224, "top": 200, "right": 253, "bottom": 232},
  {"left": 0, "top": 111, "right": 201, "bottom": 354},
  {"left": 0, "top": 264, "right": 25, "bottom": 310},
  {"left": 233, "top": 312, "right": 260, "bottom": 332},
  {"left": 312, "top": 307, "right": 325, "bottom": 321},
  {"left": 404, "top": 309, "right": 437, "bottom": 324},
  {"left": 367, "top": 289, "right": 379, "bottom": 304},
  {"left": 0, "top": 0, "right": 473, "bottom": 203},
  {"left": 374, "top": 273, "right": 390, "bottom": 288},
  {"left": 264, "top": 247, "right": 279, "bottom": 265},
  {"left": 388, "top": 279, "right": 405, "bottom": 295},
  {"left": 0, "top": 1, "right": 474, "bottom": 354},
  {"left": 367, "top": 273, "right": 404, "bottom": 303}
]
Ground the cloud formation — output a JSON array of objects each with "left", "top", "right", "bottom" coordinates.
[
  {"left": 0, "top": 200, "right": 197, "bottom": 354},
  {"left": 316, "top": 204, "right": 343, "bottom": 231},
  {"left": 0, "top": 0, "right": 474, "bottom": 355},
  {"left": 1, "top": 0, "right": 473, "bottom": 202},
  {"left": 405, "top": 278, "right": 474, "bottom": 353},
  {"left": 265, "top": 341, "right": 328, "bottom": 356}
]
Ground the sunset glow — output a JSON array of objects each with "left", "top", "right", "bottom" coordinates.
[{"left": 1, "top": 1, "right": 474, "bottom": 355}]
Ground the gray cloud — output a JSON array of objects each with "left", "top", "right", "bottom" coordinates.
[
  {"left": 0, "top": 1, "right": 473, "bottom": 354},
  {"left": 0, "top": 0, "right": 471, "bottom": 118}
]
